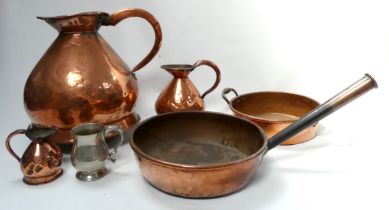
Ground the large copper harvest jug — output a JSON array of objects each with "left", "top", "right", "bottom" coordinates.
[{"left": 24, "top": 9, "right": 162, "bottom": 144}]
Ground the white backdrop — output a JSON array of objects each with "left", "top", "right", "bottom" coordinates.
[{"left": 0, "top": 0, "right": 388, "bottom": 210}]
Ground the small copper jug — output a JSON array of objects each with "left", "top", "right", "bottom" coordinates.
[
  {"left": 24, "top": 8, "right": 162, "bottom": 144},
  {"left": 155, "top": 60, "right": 221, "bottom": 113},
  {"left": 5, "top": 124, "right": 63, "bottom": 185}
]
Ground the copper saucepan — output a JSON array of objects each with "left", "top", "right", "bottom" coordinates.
[
  {"left": 130, "top": 74, "right": 377, "bottom": 198},
  {"left": 222, "top": 90, "right": 320, "bottom": 145}
]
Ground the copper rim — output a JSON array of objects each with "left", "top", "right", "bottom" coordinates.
[{"left": 228, "top": 91, "right": 320, "bottom": 124}]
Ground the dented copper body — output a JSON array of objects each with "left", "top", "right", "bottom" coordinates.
[
  {"left": 155, "top": 60, "right": 221, "bottom": 113},
  {"left": 24, "top": 9, "right": 162, "bottom": 143},
  {"left": 5, "top": 124, "right": 63, "bottom": 185}
]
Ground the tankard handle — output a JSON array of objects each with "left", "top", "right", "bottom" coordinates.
[
  {"left": 103, "top": 125, "right": 124, "bottom": 163},
  {"left": 191, "top": 60, "right": 222, "bottom": 99},
  {"left": 5, "top": 129, "right": 27, "bottom": 162},
  {"left": 104, "top": 8, "right": 163, "bottom": 73}
]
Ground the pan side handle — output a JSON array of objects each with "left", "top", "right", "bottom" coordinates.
[{"left": 222, "top": 88, "right": 239, "bottom": 105}]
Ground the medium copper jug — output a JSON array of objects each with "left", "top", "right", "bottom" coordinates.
[
  {"left": 24, "top": 8, "right": 162, "bottom": 144},
  {"left": 5, "top": 124, "right": 63, "bottom": 185},
  {"left": 155, "top": 60, "right": 221, "bottom": 114}
]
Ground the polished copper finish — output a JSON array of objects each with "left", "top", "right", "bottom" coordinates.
[
  {"left": 5, "top": 124, "right": 63, "bottom": 185},
  {"left": 130, "top": 74, "right": 377, "bottom": 198},
  {"left": 155, "top": 60, "right": 221, "bottom": 113},
  {"left": 24, "top": 8, "right": 162, "bottom": 143},
  {"left": 222, "top": 89, "right": 320, "bottom": 145}
]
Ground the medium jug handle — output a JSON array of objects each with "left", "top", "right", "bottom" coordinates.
[
  {"left": 191, "top": 60, "right": 221, "bottom": 99},
  {"left": 103, "top": 125, "right": 124, "bottom": 163},
  {"left": 104, "top": 8, "right": 163, "bottom": 73},
  {"left": 5, "top": 129, "right": 27, "bottom": 162}
]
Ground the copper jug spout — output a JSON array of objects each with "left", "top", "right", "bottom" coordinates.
[{"left": 37, "top": 12, "right": 109, "bottom": 33}]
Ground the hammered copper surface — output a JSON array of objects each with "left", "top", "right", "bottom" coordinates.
[
  {"left": 24, "top": 8, "right": 162, "bottom": 143},
  {"left": 5, "top": 125, "right": 63, "bottom": 185},
  {"left": 155, "top": 60, "right": 221, "bottom": 114},
  {"left": 223, "top": 89, "right": 320, "bottom": 145}
]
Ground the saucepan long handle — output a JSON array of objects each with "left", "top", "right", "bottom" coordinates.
[{"left": 267, "top": 74, "right": 378, "bottom": 150}]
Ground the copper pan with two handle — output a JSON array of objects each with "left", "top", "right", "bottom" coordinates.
[{"left": 222, "top": 89, "right": 320, "bottom": 145}]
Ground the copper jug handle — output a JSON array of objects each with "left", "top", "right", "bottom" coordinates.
[
  {"left": 191, "top": 60, "right": 222, "bottom": 99},
  {"left": 104, "top": 8, "right": 163, "bottom": 73},
  {"left": 222, "top": 88, "right": 239, "bottom": 104},
  {"left": 5, "top": 129, "right": 27, "bottom": 162}
]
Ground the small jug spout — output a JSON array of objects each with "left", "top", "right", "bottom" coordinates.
[
  {"left": 161, "top": 64, "right": 193, "bottom": 78},
  {"left": 37, "top": 12, "right": 109, "bottom": 33}
]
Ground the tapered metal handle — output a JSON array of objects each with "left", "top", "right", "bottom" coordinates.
[
  {"left": 5, "top": 129, "right": 27, "bottom": 162},
  {"left": 191, "top": 60, "right": 222, "bottom": 99},
  {"left": 105, "top": 8, "right": 162, "bottom": 73},
  {"left": 222, "top": 88, "right": 239, "bottom": 104},
  {"left": 103, "top": 125, "right": 124, "bottom": 163},
  {"left": 267, "top": 74, "right": 378, "bottom": 150}
]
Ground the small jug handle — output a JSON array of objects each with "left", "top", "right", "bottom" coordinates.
[
  {"left": 104, "top": 8, "right": 163, "bottom": 73},
  {"left": 191, "top": 60, "right": 221, "bottom": 99},
  {"left": 102, "top": 125, "right": 124, "bottom": 163},
  {"left": 222, "top": 88, "right": 239, "bottom": 104},
  {"left": 5, "top": 129, "right": 27, "bottom": 162}
]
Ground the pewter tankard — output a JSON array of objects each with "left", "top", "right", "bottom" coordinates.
[{"left": 71, "top": 123, "right": 124, "bottom": 181}]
